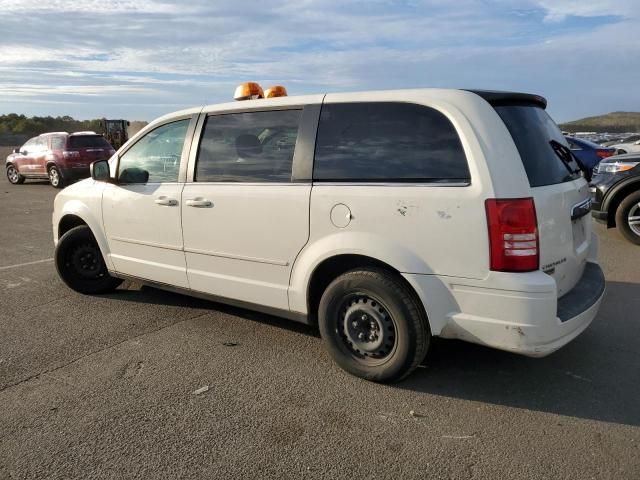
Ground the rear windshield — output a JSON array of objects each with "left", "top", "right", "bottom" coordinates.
[
  {"left": 68, "top": 135, "right": 111, "bottom": 149},
  {"left": 494, "top": 105, "right": 581, "bottom": 187}
]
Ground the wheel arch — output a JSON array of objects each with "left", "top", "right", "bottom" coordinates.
[
  {"left": 289, "top": 232, "right": 433, "bottom": 325},
  {"left": 55, "top": 200, "right": 114, "bottom": 271},
  {"left": 604, "top": 178, "right": 640, "bottom": 227},
  {"left": 58, "top": 214, "right": 88, "bottom": 238}
]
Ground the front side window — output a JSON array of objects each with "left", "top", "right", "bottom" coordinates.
[
  {"left": 118, "top": 119, "right": 189, "bottom": 184},
  {"left": 195, "top": 110, "right": 302, "bottom": 182},
  {"left": 313, "top": 102, "right": 470, "bottom": 182},
  {"left": 22, "top": 138, "right": 37, "bottom": 153}
]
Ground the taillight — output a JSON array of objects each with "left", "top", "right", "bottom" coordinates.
[
  {"left": 485, "top": 198, "right": 539, "bottom": 272},
  {"left": 596, "top": 150, "right": 614, "bottom": 159},
  {"left": 63, "top": 150, "right": 80, "bottom": 159}
]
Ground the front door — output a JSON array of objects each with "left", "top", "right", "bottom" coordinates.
[
  {"left": 102, "top": 117, "right": 195, "bottom": 287},
  {"left": 14, "top": 137, "right": 37, "bottom": 175},
  {"left": 181, "top": 109, "right": 310, "bottom": 310}
]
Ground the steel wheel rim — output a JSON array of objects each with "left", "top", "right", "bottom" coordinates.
[
  {"left": 7, "top": 166, "right": 19, "bottom": 183},
  {"left": 337, "top": 293, "right": 397, "bottom": 366},
  {"left": 66, "top": 243, "right": 105, "bottom": 280},
  {"left": 628, "top": 203, "right": 640, "bottom": 236},
  {"left": 49, "top": 168, "right": 59, "bottom": 186}
]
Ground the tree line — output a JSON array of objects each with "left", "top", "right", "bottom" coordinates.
[{"left": 0, "top": 114, "right": 147, "bottom": 146}]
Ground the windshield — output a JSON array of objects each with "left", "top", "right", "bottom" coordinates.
[{"left": 495, "top": 105, "right": 581, "bottom": 187}]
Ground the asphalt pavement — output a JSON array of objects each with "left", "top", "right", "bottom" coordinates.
[{"left": 0, "top": 174, "right": 639, "bottom": 479}]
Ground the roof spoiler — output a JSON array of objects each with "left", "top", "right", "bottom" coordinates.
[{"left": 465, "top": 89, "right": 547, "bottom": 109}]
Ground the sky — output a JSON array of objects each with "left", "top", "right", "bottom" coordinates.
[{"left": 0, "top": 0, "right": 638, "bottom": 123}]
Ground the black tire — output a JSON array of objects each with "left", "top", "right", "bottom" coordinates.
[
  {"left": 6, "top": 164, "right": 25, "bottom": 184},
  {"left": 615, "top": 190, "right": 640, "bottom": 245},
  {"left": 55, "top": 225, "right": 122, "bottom": 294},
  {"left": 48, "top": 165, "right": 64, "bottom": 189},
  {"left": 318, "top": 268, "right": 430, "bottom": 383}
]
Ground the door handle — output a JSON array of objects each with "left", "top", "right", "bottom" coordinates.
[
  {"left": 185, "top": 198, "right": 213, "bottom": 208},
  {"left": 154, "top": 197, "right": 178, "bottom": 206}
]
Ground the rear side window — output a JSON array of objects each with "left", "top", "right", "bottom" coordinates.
[
  {"left": 494, "top": 105, "right": 581, "bottom": 187},
  {"left": 313, "top": 102, "right": 469, "bottom": 182},
  {"left": 195, "top": 110, "right": 301, "bottom": 183},
  {"left": 68, "top": 135, "right": 111, "bottom": 149},
  {"left": 50, "top": 136, "right": 66, "bottom": 150}
]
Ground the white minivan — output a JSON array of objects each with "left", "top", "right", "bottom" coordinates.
[{"left": 52, "top": 85, "right": 605, "bottom": 382}]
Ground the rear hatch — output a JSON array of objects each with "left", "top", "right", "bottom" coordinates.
[
  {"left": 67, "top": 135, "right": 114, "bottom": 165},
  {"left": 492, "top": 102, "right": 592, "bottom": 297}
]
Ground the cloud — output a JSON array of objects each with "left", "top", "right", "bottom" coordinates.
[
  {"left": 532, "top": 0, "right": 637, "bottom": 22},
  {"left": 0, "top": 0, "right": 182, "bottom": 13},
  {"left": 0, "top": 0, "right": 637, "bottom": 121}
]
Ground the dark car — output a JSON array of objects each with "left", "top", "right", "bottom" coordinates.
[
  {"left": 5, "top": 132, "right": 115, "bottom": 188},
  {"left": 591, "top": 152, "right": 640, "bottom": 244},
  {"left": 565, "top": 136, "right": 615, "bottom": 170}
]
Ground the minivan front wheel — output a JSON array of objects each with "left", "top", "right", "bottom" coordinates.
[
  {"left": 616, "top": 190, "right": 640, "bottom": 245},
  {"left": 48, "top": 165, "right": 64, "bottom": 188},
  {"left": 6, "top": 165, "right": 25, "bottom": 184},
  {"left": 55, "top": 225, "right": 122, "bottom": 294},
  {"left": 318, "top": 268, "right": 430, "bottom": 383}
]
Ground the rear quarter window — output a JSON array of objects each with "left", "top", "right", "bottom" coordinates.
[
  {"left": 313, "top": 102, "right": 470, "bottom": 182},
  {"left": 50, "top": 136, "right": 66, "bottom": 150}
]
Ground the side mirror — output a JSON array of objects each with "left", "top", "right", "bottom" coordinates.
[
  {"left": 90, "top": 159, "right": 111, "bottom": 182},
  {"left": 12, "top": 147, "right": 20, "bottom": 154},
  {"left": 119, "top": 167, "right": 149, "bottom": 184}
]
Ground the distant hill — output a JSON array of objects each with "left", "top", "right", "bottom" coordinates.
[{"left": 560, "top": 112, "right": 640, "bottom": 133}]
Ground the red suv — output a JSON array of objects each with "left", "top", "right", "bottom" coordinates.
[{"left": 5, "top": 132, "right": 116, "bottom": 188}]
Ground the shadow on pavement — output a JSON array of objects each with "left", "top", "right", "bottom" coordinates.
[
  {"left": 103, "top": 282, "right": 319, "bottom": 337},
  {"left": 104, "top": 279, "right": 639, "bottom": 426},
  {"left": 400, "top": 280, "right": 640, "bottom": 427}
]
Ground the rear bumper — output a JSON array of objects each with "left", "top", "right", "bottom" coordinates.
[{"left": 404, "top": 259, "right": 605, "bottom": 358}]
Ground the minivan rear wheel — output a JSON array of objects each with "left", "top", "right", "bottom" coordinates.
[
  {"left": 318, "top": 268, "right": 430, "bottom": 382},
  {"left": 6, "top": 165, "right": 25, "bottom": 184},
  {"left": 616, "top": 190, "right": 640, "bottom": 245},
  {"left": 55, "top": 225, "right": 122, "bottom": 294}
]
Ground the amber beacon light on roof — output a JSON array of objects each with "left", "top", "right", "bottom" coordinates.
[{"left": 234, "top": 82, "right": 287, "bottom": 101}]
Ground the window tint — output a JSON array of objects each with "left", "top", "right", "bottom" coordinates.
[
  {"left": 494, "top": 105, "right": 580, "bottom": 187},
  {"left": 68, "top": 135, "right": 111, "bottom": 149},
  {"left": 313, "top": 102, "right": 469, "bottom": 182},
  {"left": 195, "top": 110, "right": 302, "bottom": 182},
  {"left": 118, "top": 119, "right": 189, "bottom": 183}
]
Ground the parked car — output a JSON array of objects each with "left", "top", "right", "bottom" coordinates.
[
  {"left": 52, "top": 85, "right": 605, "bottom": 382},
  {"left": 6, "top": 132, "right": 115, "bottom": 188},
  {"left": 565, "top": 136, "right": 615, "bottom": 170},
  {"left": 610, "top": 138, "right": 640, "bottom": 155},
  {"left": 591, "top": 152, "right": 640, "bottom": 244}
]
